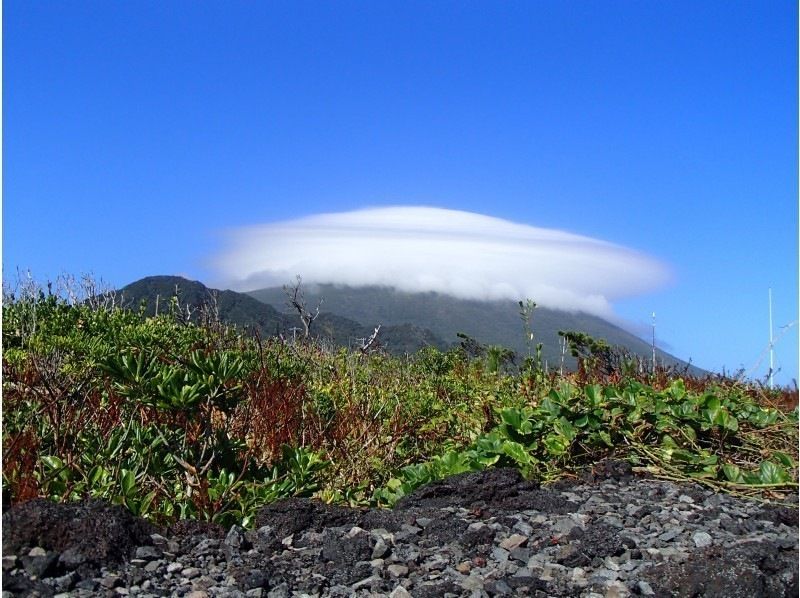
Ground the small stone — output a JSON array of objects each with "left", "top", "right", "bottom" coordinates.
[
  {"left": 510, "top": 547, "right": 531, "bottom": 563},
  {"left": 387, "top": 564, "right": 409, "bottom": 578},
  {"left": 591, "top": 568, "right": 619, "bottom": 582},
  {"left": 461, "top": 575, "right": 485, "bottom": 591},
  {"left": 58, "top": 548, "right": 86, "bottom": 571},
  {"left": 135, "top": 546, "right": 162, "bottom": 560},
  {"left": 678, "top": 494, "right": 695, "bottom": 503},
  {"left": 101, "top": 575, "right": 122, "bottom": 589},
  {"left": 193, "top": 539, "right": 221, "bottom": 555},
  {"left": 182, "top": 567, "right": 202, "bottom": 579},
  {"left": 692, "top": 531, "right": 713, "bottom": 548},
  {"left": 658, "top": 529, "right": 680, "bottom": 542},
  {"left": 281, "top": 535, "right": 293, "bottom": 547},
  {"left": 185, "top": 592, "right": 208, "bottom": 598},
  {"left": 513, "top": 521, "right": 534, "bottom": 536},
  {"left": 456, "top": 561, "right": 472, "bottom": 574},
  {"left": 2, "top": 556, "right": 18, "bottom": 571},
  {"left": 267, "top": 582, "right": 290, "bottom": 598},
  {"left": 389, "top": 587, "right": 412, "bottom": 598},
  {"left": 424, "top": 554, "right": 449, "bottom": 571},
  {"left": 246, "top": 590, "right": 264, "bottom": 598},
  {"left": 372, "top": 538, "right": 391, "bottom": 559},
  {"left": 75, "top": 579, "right": 100, "bottom": 591},
  {"left": 500, "top": 533, "right": 528, "bottom": 550},
  {"left": 603, "top": 557, "right": 621, "bottom": 571},
  {"left": 351, "top": 575, "right": 380, "bottom": 590},
  {"left": 226, "top": 525, "right": 245, "bottom": 546},
  {"left": 415, "top": 517, "right": 433, "bottom": 528},
  {"left": 150, "top": 533, "right": 168, "bottom": 545},
  {"left": 570, "top": 567, "right": 587, "bottom": 581},
  {"left": 144, "top": 559, "right": 163, "bottom": 573},
  {"left": 492, "top": 546, "right": 510, "bottom": 563},
  {"left": 486, "top": 579, "right": 513, "bottom": 595},
  {"left": 637, "top": 580, "right": 656, "bottom": 596},
  {"left": 552, "top": 518, "right": 578, "bottom": 536},
  {"left": 166, "top": 562, "right": 183, "bottom": 573},
  {"left": 347, "top": 526, "right": 367, "bottom": 537},
  {"left": 28, "top": 547, "right": 47, "bottom": 557},
  {"left": 114, "top": 588, "right": 129, "bottom": 596},
  {"left": 52, "top": 571, "right": 77, "bottom": 592},
  {"left": 603, "top": 580, "right": 627, "bottom": 598},
  {"left": 22, "top": 552, "right": 58, "bottom": 578}
]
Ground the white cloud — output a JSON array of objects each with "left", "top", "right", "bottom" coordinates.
[{"left": 211, "top": 206, "right": 671, "bottom": 319}]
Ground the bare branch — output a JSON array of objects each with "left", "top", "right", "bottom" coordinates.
[
  {"left": 360, "top": 324, "right": 382, "bottom": 354},
  {"left": 283, "top": 275, "right": 322, "bottom": 340}
]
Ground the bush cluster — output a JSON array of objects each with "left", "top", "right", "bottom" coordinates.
[{"left": 3, "top": 280, "right": 797, "bottom": 528}]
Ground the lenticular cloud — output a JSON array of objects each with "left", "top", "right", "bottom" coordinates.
[{"left": 212, "top": 206, "right": 670, "bottom": 318}]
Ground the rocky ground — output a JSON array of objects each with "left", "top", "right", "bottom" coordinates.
[{"left": 2, "top": 463, "right": 798, "bottom": 597}]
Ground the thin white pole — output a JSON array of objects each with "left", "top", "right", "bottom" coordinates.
[
  {"left": 651, "top": 312, "right": 657, "bottom": 372},
  {"left": 768, "top": 288, "right": 774, "bottom": 389}
]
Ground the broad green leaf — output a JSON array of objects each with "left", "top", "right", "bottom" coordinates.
[
  {"left": 668, "top": 379, "right": 686, "bottom": 400},
  {"left": 120, "top": 469, "right": 136, "bottom": 495},
  {"left": 501, "top": 441, "right": 533, "bottom": 465},
  {"left": 773, "top": 452, "right": 795, "bottom": 469},
  {"left": 598, "top": 430, "right": 613, "bottom": 447},
  {"left": 585, "top": 384, "right": 602, "bottom": 407},
  {"left": 41, "top": 455, "right": 64, "bottom": 471},
  {"left": 722, "top": 464, "right": 743, "bottom": 482},
  {"left": 758, "top": 461, "right": 788, "bottom": 484},
  {"left": 719, "top": 412, "right": 738, "bottom": 432}
]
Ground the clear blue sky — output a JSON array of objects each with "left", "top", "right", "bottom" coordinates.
[{"left": 4, "top": 1, "right": 798, "bottom": 384}]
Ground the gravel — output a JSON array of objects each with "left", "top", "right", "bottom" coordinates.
[{"left": 2, "top": 464, "right": 797, "bottom": 597}]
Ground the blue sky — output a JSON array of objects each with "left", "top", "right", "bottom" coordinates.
[{"left": 4, "top": 1, "right": 798, "bottom": 384}]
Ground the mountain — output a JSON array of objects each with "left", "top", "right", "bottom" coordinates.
[
  {"left": 117, "top": 276, "right": 450, "bottom": 353},
  {"left": 117, "top": 276, "right": 701, "bottom": 373},
  {"left": 248, "top": 284, "right": 703, "bottom": 374}
]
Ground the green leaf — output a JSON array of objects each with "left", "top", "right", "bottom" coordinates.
[
  {"left": 722, "top": 464, "right": 743, "bottom": 483},
  {"left": 553, "top": 417, "right": 577, "bottom": 441},
  {"left": 139, "top": 490, "right": 157, "bottom": 516},
  {"left": 758, "top": 461, "right": 788, "bottom": 484},
  {"left": 585, "top": 384, "right": 602, "bottom": 407},
  {"left": 598, "top": 430, "right": 613, "bottom": 447},
  {"left": 718, "top": 412, "right": 738, "bottom": 432},
  {"left": 501, "top": 441, "right": 533, "bottom": 465},
  {"left": 88, "top": 465, "right": 109, "bottom": 487},
  {"left": 41, "top": 455, "right": 64, "bottom": 471},
  {"left": 703, "top": 395, "right": 721, "bottom": 423},
  {"left": 773, "top": 452, "right": 795, "bottom": 469},
  {"left": 668, "top": 379, "right": 686, "bottom": 400},
  {"left": 120, "top": 469, "right": 136, "bottom": 495}
]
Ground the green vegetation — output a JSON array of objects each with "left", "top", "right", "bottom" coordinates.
[{"left": 3, "top": 278, "right": 797, "bottom": 530}]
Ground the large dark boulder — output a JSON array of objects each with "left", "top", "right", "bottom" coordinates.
[{"left": 2, "top": 498, "right": 156, "bottom": 576}]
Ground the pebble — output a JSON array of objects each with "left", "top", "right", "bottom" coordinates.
[
  {"left": 3, "top": 476, "right": 797, "bottom": 597},
  {"left": 692, "top": 530, "right": 713, "bottom": 548}
]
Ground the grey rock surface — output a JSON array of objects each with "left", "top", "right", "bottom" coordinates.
[{"left": 2, "top": 465, "right": 797, "bottom": 597}]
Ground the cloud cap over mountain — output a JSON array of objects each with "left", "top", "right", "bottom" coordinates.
[{"left": 212, "top": 206, "right": 671, "bottom": 318}]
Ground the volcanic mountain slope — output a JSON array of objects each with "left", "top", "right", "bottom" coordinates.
[
  {"left": 118, "top": 276, "right": 701, "bottom": 372},
  {"left": 248, "top": 284, "right": 702, "bottom": 373},
  {"left": 117, "top": 276, "right": 450, "bottom": 353}
]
